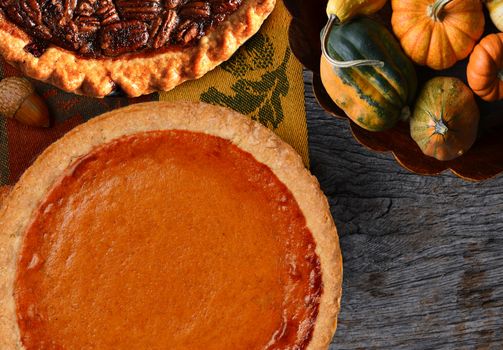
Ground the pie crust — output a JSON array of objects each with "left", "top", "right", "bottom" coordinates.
[
  {"left": 0, "top": 102, "right": 342, "bottom": 349},
  {"left": 0, "top": 0, "right": 275, "bottom": 97},
  {"left": 0, "top": 186, "right": 11, "bottom": 209}
]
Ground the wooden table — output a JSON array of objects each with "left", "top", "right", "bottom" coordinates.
[{"left": 303, "top": 71, "right": 503, "bottom": 349}]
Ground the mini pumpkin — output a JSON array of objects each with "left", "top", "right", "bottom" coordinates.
[
  {"left": 326, "top": 0, "right": 388, "bottom": 23},
  {"left": 486, "top": 0, "right": 503, "bottom": 32},
  {"left": 410, "top": 77, "right": 480, "bottom": 161},
  {"left": 391, "top": 0, "right": 485, "bottom": 70},
  {"left": 467, "top": 33, "right": 503, "bottom": 102},
  {"left": 320, "top": 17, "right": 417, "bottom": 132}
]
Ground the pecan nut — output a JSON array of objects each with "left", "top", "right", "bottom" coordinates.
[
  {"left": 117, "top": 0, "right": 163, "bottom": 21},
  {"left": 176, "top": 19, "right": 200, "bottom": 45},
  {"left": 179, "top": 2, "right": 211, "bottom": 18},
  {"left": 211, "top": 0, "right": 242, "bottom": 15},
  {"left": 100, "top": 20, "right": 149, "bottom": 56},
  {"left": 152, "top": 10, "right": 179, "bottom": 49}
]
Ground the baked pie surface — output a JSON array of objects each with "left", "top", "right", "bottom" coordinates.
[
  {"left": 0, "top": 102, "right": 342, "bottom": 349},
  {"left": 0, "top": 0, "right": 275, "bottom": 96}
]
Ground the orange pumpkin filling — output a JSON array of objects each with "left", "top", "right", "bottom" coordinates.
[{"left": 14, "top": 130, "right": 322, "bottom": 349}]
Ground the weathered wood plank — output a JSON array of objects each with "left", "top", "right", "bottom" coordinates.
[{"left": 303, "top": 71, "right": 503, "bottom": 349}]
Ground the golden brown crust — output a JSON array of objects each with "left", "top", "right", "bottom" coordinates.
[
  {"left": 0, "top": 186, "right": 11, "bottom": 209},
  {"left": 0, "top": 102, "right": 342, "bottom": 349},
  {"left": 0, "top": 0, "right": 275, "bottom": 97}
]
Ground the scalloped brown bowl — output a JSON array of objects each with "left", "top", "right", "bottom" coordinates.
[{"left": 285, "top": 0, "right": 503, "bottom": 181}]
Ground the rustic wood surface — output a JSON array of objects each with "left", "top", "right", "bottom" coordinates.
[{"left": 303, "top": 71, "right": 503, "bottom": 350}]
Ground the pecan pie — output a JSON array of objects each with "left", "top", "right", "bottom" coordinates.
[
  {"left": 0, "top": 102, "right": 342, "bottom": 350},
  {"left": 0, "top": 0, "right": 275, "bottom": 96}
]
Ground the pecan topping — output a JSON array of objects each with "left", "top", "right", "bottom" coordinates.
[{"left": 0, "top": 0, "right": 243, "bottom": 58}]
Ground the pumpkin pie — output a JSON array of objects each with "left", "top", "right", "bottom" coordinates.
[
  {"left": 0, "top": 0, "right": 275, "bottom": 97},
  {"left": 0, "top": 102, "right": 342, "bottom": 349}
]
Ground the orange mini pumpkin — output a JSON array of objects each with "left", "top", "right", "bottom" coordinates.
[
  {"left": 467, "top": 33, "right": 503, "bottom": 102},
  {"left": 391, "top": 0, "right": 485, "bottom": 70}
]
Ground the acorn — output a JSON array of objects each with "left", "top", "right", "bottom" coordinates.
[{"left": 0, "top": 77, "right": 50, "bottom": 127}]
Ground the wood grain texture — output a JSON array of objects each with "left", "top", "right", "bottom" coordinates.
[{"left": 303, "top": 71, "right": 503, "bottom": 349}]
